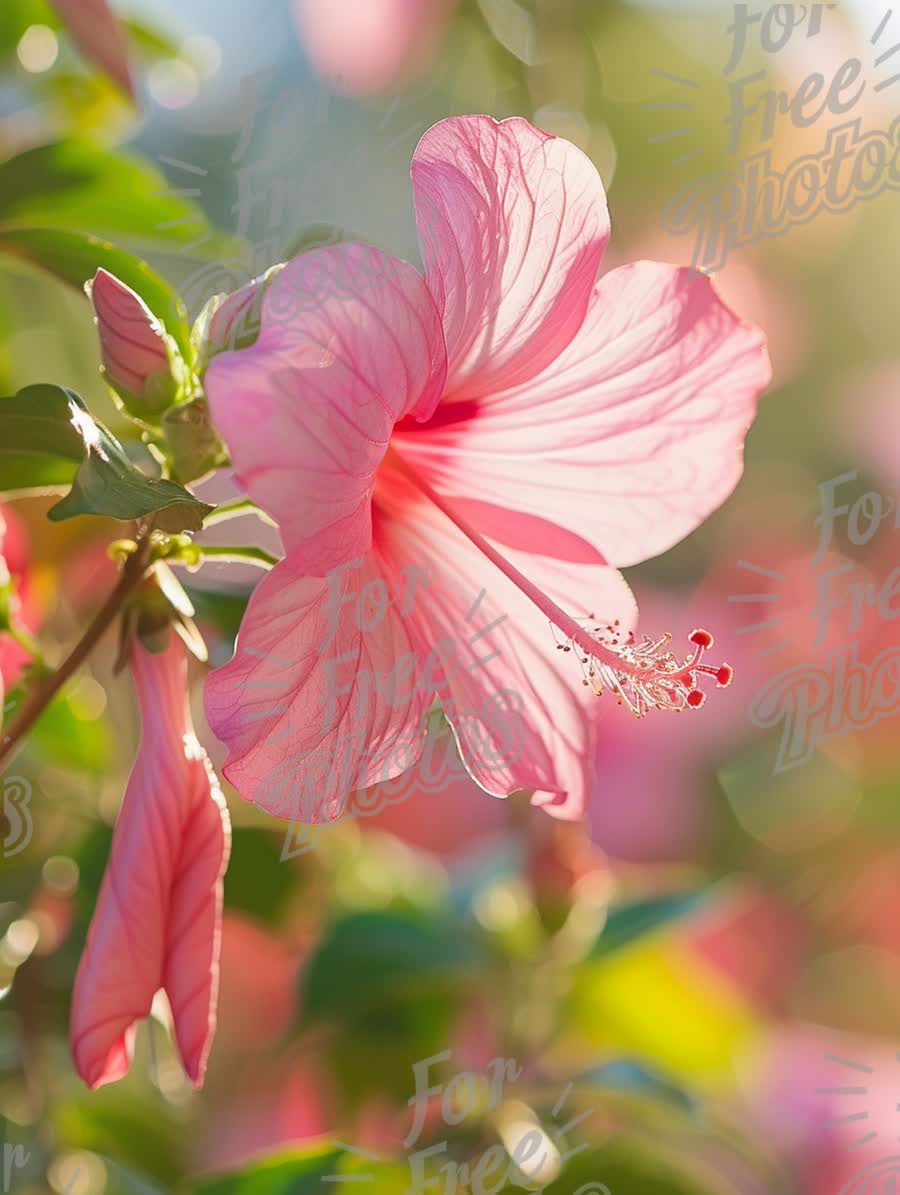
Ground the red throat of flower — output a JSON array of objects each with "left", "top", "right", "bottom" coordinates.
[{"left": 391, "top": 453, "right": 734, "bottom": 718}]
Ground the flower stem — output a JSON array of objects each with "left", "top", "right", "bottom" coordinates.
[
  {"left": 198, "top": 545, "right": 279, "bottom": 569},
  {"left": 7, "top": 622, "right": 43, "bottom": 663},
  {"left": 0, "top": 530, "right": 153, "bottom": 772},
  {"left": 203, "top": 498, "right": 277, "bottom": 528}
]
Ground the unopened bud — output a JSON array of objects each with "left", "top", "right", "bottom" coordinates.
[
  {"left": 88, "top": 269, "right": 184, "bottom": 421},
  {"left": 194, "top": 263, "right": 285, "bottom": 365}
]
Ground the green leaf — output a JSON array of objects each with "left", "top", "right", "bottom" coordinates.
[
  {"left": 0, "top": 226, "right": 190, "bottom": 359},
  {"left": 301, "top": 909, "right": 484, "bottom": 1025},
  {"left": 72, "top": 822, "right": 114, "bottom": 942},
  {"left": 54, "top": 1089, "right": 185, "bottom": 1190},
  {"left": 196, "top": 1145, "right": 411, "bottom": 1195},
  {"left": 0, "top": 140, "right": 212, "bottom": 250},
  {"left": 0, "top": 383, "right": 211, "bottom": 531},
  {"left": 185, "top": 585, "right": 250, "bottom": 650},
  {"left": 300, "top": 909, "right": 486, "bottom": 1109},
  {"left": 223, "top": 828, "right": 297, "bottom": 928},
  {"left": 27, "top": 684, "right": 113, "bottom": 774},
  {"left": 591, "top": 892, "right": 705, "bottom": 958},
  {"left": 120, "top": 17, "right": 180, "bottom": 59}
]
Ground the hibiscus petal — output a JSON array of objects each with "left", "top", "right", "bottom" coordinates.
[
  {"left": 374, "top": 468, "right": 637, "bottom": 817},
  {"left": 397, "top": 263, "right": 771, "bottom": 568},
  {"left": 205, "top": 243, "right": 447, "bottom": 573},
  {"left": 411, "top": 115, "right": 609, "bottom": 401},
  {"left": 164, "top": 740, "right": 230, "bottom": 1086},
  {"left": 204, "top": 551, "right": 433, "bottom": 822},
  {"left": 71, "top": 640, "right": 229, "bottom": 1089}
]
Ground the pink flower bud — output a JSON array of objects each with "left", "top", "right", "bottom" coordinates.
[
  {"left": 50, "top": 0, "right": 134, "bottom": 97},
  {"left": 195, "top": 263, "right": 286, "bottom": 364},
  {"left": 88, "top": 269, "right": 182, "bottom": 419}
]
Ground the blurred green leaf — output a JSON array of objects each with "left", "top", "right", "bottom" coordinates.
[
  {"left": 94, "top": 1158, "right": 170, "bottom": 1195},
  {"left": 223, "top": 828, "right": 296, "bottom": 928},
  {"left": 0, "top": 226, "right": 190, "bottom": 357},
  {"left": 301, "top": 909, "right": 485, "bottom": 1024},
  {"left": 196, "top": 1145, "right": 411, "bottom": 1194},
  {"left": 186, "top": 584, "right": 250, "bottom": 652},
  {"left": 0, "top": 383, "right": 212, "bottom": 530},
  {"left": 72, "top": 821, "right": 114, "bottom": 939},
  {"left": 591, "top": 892, "right": 705, "bottom": 959},
  {"left": 30, "top": 686, "right": 113, "bottom": 773},
  {"left": 0, "top": 0, "right": 60, "bottom": 54},
  {"left": 54, "top": 1090, "right": 185, "bottom": 1189},
  {"left": 120, "top": 18, "right": 179, "bottom": 59},
  {"left": 301, "top": 909, "right": 486, "bottom": 1108},
  {"left": 0, "top": 140, "right": 211, "bottom": 249}
]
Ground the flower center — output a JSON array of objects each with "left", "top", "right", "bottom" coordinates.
[{"left": 389, "top": 452, "right": 733, "bottom": 717}]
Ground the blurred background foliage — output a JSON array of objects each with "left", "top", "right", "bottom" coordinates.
[{"left": 1, "top": 0, "right": 899, "bottom": 1192}]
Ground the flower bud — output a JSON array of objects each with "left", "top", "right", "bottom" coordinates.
[
  {"left": 194, "top": 263, "right": 285, "bottom": 366},
  {"left": 88, "top": 269, "right": 184, "bottom": 422}
]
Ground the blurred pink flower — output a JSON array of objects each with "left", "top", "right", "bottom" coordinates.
[
  {"left": 204, "top": 114, "right": 770, "bottom": 829},
  {"left": 840, "top": 363, "right": 900, "bottom": 494},
  {"left": 748, "top": 1026, "right": 900, "bottom": 1194},
  {"left": 717, "top": 479, "right": 900, "bottom": 779},
  {"left": 291, "top": 0, "right": 457, "bottom": 95},
  {"left": 194, "top": 913, "right": 329, "bottom": 1172},
  {"left": 0, "top": 505, "right": 37, "bottom": 693},
  {"left": 358, "top": 728, "right": 509, "bottom": 860},
  {"left": 684, "top": 883, "right": 805, "bottom": 1013},
  {"left": 588, "top": 571, "right": 768, "bottom": 862},
  {"left": 50, "top": 0, "right": 133, "bottom": 97},
  {"left": 71, "top": 636, "right": 231, "bottom": 1089}
]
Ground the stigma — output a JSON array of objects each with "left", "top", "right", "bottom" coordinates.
[{"left": 553, "top": 619, "right": 733, "bottom": 717}]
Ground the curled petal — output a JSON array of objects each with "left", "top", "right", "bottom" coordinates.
[{"left": 71, "top": 639, "right": 230, "bottom": 1089}]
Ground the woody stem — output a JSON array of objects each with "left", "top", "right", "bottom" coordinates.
[{"left": 0, "top": 529, "right": 153, "bottom": 772}]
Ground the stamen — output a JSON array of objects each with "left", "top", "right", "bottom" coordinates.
[
  {"left": 389, "top": 452, "right": 733, "bottom": 717},
  {"left": 552, "top": 620, "right": 733, "bottom": 718}
]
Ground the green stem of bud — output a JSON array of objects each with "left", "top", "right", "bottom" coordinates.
[
  {"left": 202, "top": 498, "right": 277, "bottom": 528},
  {"left": 198, "top": 545, "right": 280, "bottom": 570}
]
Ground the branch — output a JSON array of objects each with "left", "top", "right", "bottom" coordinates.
[{"left": 0, "top": 531, "right": 153, "bottom": 772}]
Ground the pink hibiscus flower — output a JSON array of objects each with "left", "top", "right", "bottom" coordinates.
[
  {"left": 71, "top": 635, "right": 231, "bottom": 1089},
  {"left": 203, "top": 115, "right": 771, "bottom": 827}
]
